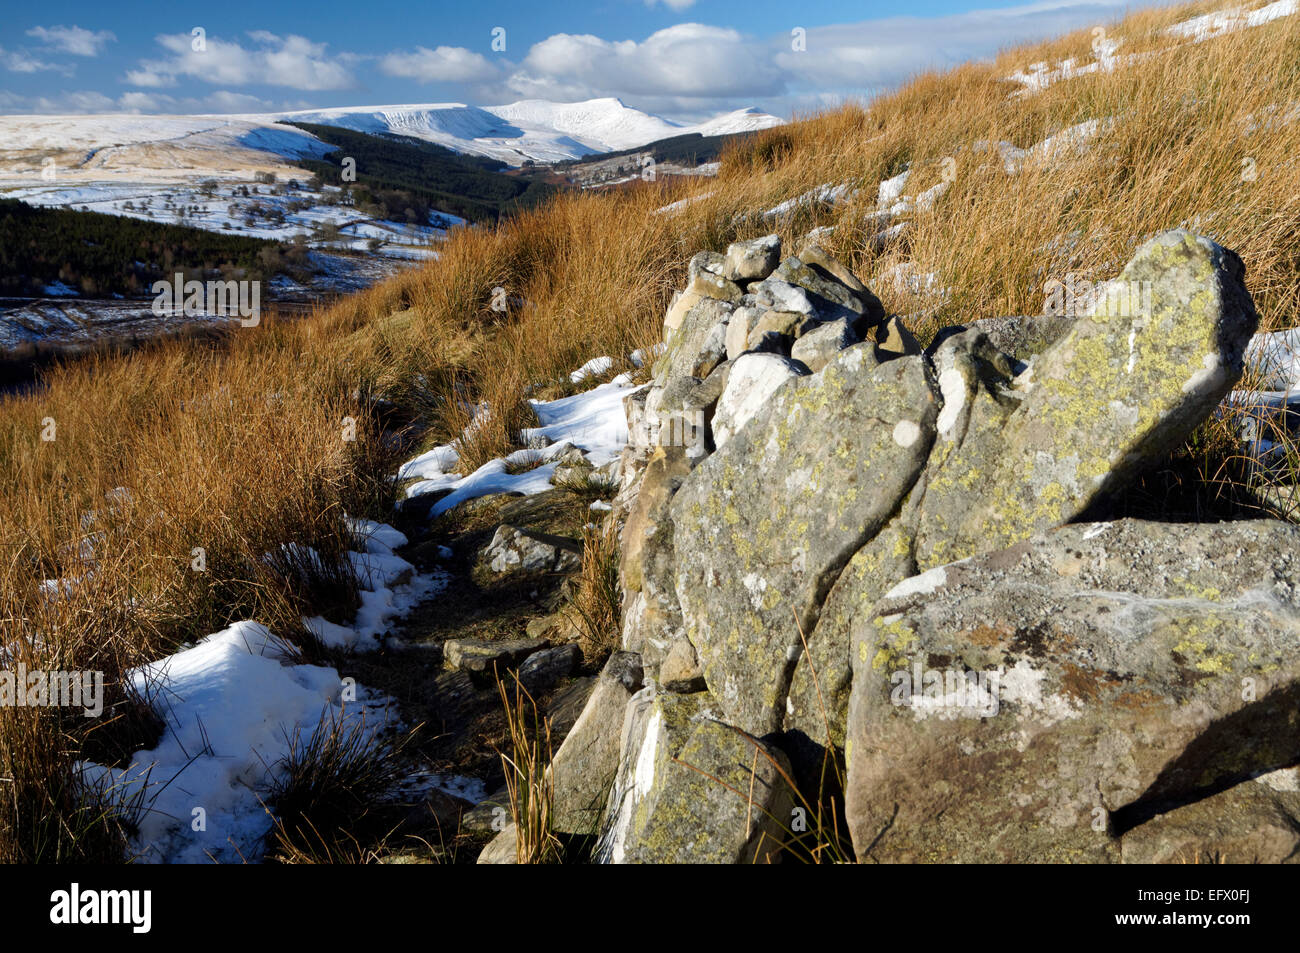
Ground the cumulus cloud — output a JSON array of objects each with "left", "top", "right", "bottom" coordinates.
[
  {"left": 380, "top": 46, "right": 500, "bottom": 83},
  {"left": 0, "top": 46, "right": 70, "bottom": 74},
  {"left": 506, "top": 23, "right": 784, "bottom": 103},
  {"left": 26, "top": 25, "right": 116, "bottom": 56},
  {"left": 775, "top": 0, "right": 1154, "bottom": 93},
  {"left": 126, "top": 31, "right": 357, "bottom": 91},
  {"left": 492, "top": 0, "right": 1174, "bottom": 115}
]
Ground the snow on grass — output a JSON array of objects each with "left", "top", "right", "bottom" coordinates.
[
  {"left": 763, "top": 182, "right": 858, "bottom": 218},
  {"left": 75, "top": 517, "right": 448, "bottom": 863},
  {"left": 2, "top": 178, "right": 448, "bottom": 256},
  {"left": 653, "top": 191, "right": 714, "bottom": 216},
  {"left": 78, "top": 620, "right": 397, "bottom": 864},
  {"left": 401, "top": 375, "right": 636, "bottom": 517},
  {"left": 1009, "top": 1, "right": 1296, "bottom": 95},
  {"left": 570, "top": 355, "right": 614, "bottom": 384},
  {"left": 1167, "top": 0, "right": 1297, "bottom": 41},
  {"left": 302, "top": 519, "right": 450, "bottom": 653}
]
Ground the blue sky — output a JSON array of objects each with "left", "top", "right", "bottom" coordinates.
[{"left": 0, "top": 0, "right": 1178, "bottom": 119}]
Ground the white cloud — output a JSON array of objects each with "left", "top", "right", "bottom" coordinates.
[
  {"left": 26, "top": 25, "right": 116, "bottom": 57},
  {"left": 493, "top": 0, "right": 1175, "bottom": 115},
  {"left": 31, "top": 90, "right": 117, "bottom": 113},
  {"left": 126, "top": 31, "right": 357, "bottom": 91},
  {"left": 775, "top": 0, "right": 1156, "bottom": 92},
  {"left": 507, "top": 23, "right": 784, "bottom": 103},
  {"left": 116, "top": 89, "right": 272, "bottom": 114},
  {"left": 380, "top": 46, "right": 500, "bottom": 83},
  {"left": 0, "top": 46, "right": 70, "bottom": 75},
  {"left": 645, "top": 0, "right": 698, "bottom": 9}
]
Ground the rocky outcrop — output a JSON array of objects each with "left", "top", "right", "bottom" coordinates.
[
  {"left": 845, "top": 519, "right": 1300, "bottom": 862},
  {"left": 594, "top": 687, "right": 792, "bottom": 863},
  {"left": 529, "top": 226, "right": 1282, "bottom": 865},
  {"left": 484, "top": 524, "right": 582, "bottom": 574},
  {"left": 673, "top": 346, "right": 936, "bottom": 736}
]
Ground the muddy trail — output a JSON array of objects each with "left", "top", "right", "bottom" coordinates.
[{"left": 326, "top": 485, "right": 613, "bottom": 864}]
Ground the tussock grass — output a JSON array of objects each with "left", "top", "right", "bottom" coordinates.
[
  {"left": 3, "top": 0, "right": 1298, "bottom": 860},
  {"left": 265, "top": 712, "right": 416, "bottom": 864},
  {"left": 495, "top": 674, "right": 562, "bottom": 864},
  {"left": 568, "top": 519, "right": 623, "bottom": 667}
]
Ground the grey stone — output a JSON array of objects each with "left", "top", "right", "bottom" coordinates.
[
  {"left": 790, "top": 316, "right": 859, "bottom": 372},
  {"left": 723, "top": 234, "right": 781, "bottom": 284},
  {"left": 518, "top": 643, "right": 580, "bottom": 693},
  {"left": 846, "top": 519, "right": 1300, "bottom": 863},
  {"left": 443, "top": 637, "right": 547, "bottom": 675},
  {"left": 484, "top": 524, "right": 582, "bottom": 574},
  {"left": 671, "top": 346, "right": 937, "bottom": 735}
]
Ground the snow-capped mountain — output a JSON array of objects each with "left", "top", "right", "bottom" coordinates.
[
  {"left": 260, "top": 97, "right": 784, "bottom": 164},
  {"left": 0, "top": 98, "right": 784, "bottom": 176}
]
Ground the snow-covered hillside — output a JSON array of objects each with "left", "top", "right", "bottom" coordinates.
[
  {"left": 256, "top": 97, "right": 783, "bottom": 164},
  {"left": 0, "top": 98, "right": 784, "bottom": 177}
]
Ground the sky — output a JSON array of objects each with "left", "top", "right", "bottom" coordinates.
[{"left": 0, "top": 0, "right": 1181, "bottom": 120}]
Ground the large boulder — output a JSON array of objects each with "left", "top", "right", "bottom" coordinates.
[
  {"left": 846, "top": 519, "right": 1300, "bottom": 863},
  {"left": 548, "top": 651, "right": 644, "bottom": 835},
  {"left": 914, "top": 230, "right": 1259, "bottom": 568},
  {"left": 1120, "top": 770, "right": 1300, "bottom": 864},
  {"left": 672, "top": 345, "right": 938, "bottom": 735},
  {"left": 619, "top": 447, "right": 693, "bottom": 678},
  {"left": 594, "top": 688, "right": 792, "bottom": 863},
  {"left": 711, "top": 352, "right": 809, "bottom": 450}
]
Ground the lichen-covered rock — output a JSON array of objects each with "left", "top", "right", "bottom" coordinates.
[
  {"left": 1120, "top": 770, "right": 1300, "bottom": 864},
  {"left": 784, "top": 499, "right": 919, "bottom": 751},
  {"left": 619, "top": 448, "right": 694, "bottom": 678},
  {"left": 672, "top": 345, "right": 937, "bottom": 735},
  {"left": 443, "top": 637, "right": 547, "bottom": 675},
  {"left": 595, "top": 688, "right": 791, "bottom": 863},
  {"left": 484, "top": 524, "right": 582, "bottom": 574},
  {"left": 790, "top": 316, "right": 859, "bottom": 372},
  {"left": 845, "top": 519, "right": 1300, "bottom": 863},
  {"left": 915, "top": 230, "right": 1258, "bottom": 569},
  {"left": 548, "top": 652, "right": 644, "bottom": 835},
  {"left": 723, "top": 234, "right": 782, "bottom": 284},
  {"left": 712, "top": 352, "right": 808, "bottom": 450}
]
